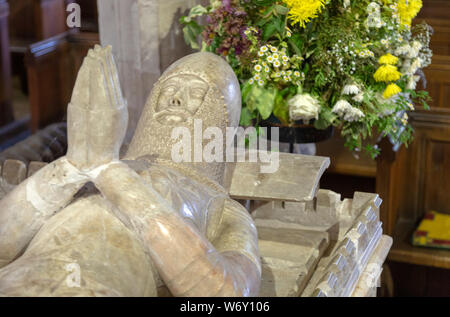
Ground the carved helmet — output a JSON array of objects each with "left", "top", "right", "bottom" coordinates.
[{"left": 126, "top": 52, "right": 242, "bottom": 185}]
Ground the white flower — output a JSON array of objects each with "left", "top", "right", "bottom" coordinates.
[
  {"left": 367, "top": 2, "right": 380, "bottom": 14},
  {"left": 408, "top": 58, "right": 423, "bottom": 74},
  {"left": 332, "top": 100, "right": 365, "bottom": 122},
  {"left": 332, "top": 100, "right": 351, "bottom": 115},
  {"left": 406, "top": 75, "right": 420, "bottom": 90},
  {"left": 353, "top": 93, "right": 364, "bottom": 103},
  {"left": 367, "top": 16, "right": 382, "bottom": 28},
  {"left": 288, "top": 94, "right": 321, "bottom": 121},
  {"left": 395, "top": 44, "right": 411, "bottom": 56},
  {"left": 411, "top": 41, "right": 423, "bottom": 57},
  {"left": 397, "top": 41, "right": 422, "bottom": 59},
  {"left": 342, "top": 84, "right": 360, "bottom": 95},
  {"left": 343, "top": 0, "right": 350, "bottom": 9}
]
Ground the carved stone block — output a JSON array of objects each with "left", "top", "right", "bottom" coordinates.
[
  {"left": 229, "top": 153, "right": 330, "bottom": 202},
  {"left": 2, "top": 160, "right": 26, "bottom": 185},
  {"left": 27, "top": 162, "right": 48, "bottom": 177},
  {"left": 256, "top": 224, "right": 329, "bottom": 297}
]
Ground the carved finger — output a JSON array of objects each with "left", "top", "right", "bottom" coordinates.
[
  {"left": 66, "top": 104, "right": 88, "bottom": 169},
  {"left": 67, "top": 54, "right": 92, "bottom": 167},
  {"left": 103, "top": 45, "right": 125, "bottom": 110},
  {"left": 87, "top": 46, "right": 127, "bottom": 164},
  {"left": 89, "top": 45, "right": 125, "bottom": 112},
  {"left": 69, "top": 53, "right": 92, "bottom": 110}
]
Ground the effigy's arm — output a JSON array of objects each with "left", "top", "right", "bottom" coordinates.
[
  {"left": 0, "top": 158, "right": 88, "bottom": 268},
  {"left": 93, "top": 162, "right": 261, "bottom": 297},
  {"left": 0, "top": 45, "right": 128, "bottom": 269}
]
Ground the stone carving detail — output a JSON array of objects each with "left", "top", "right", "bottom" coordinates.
[
  {"left": 155, "top": 74, "right": 209, "bottom": 125},
  {"left": 0, "top": 46, "right": 260, "bottom": 297},
  {"left": 0, "top": 44, "right": 391, "bottom": 297}
]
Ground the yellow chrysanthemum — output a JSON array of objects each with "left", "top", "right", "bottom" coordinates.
[
  {"left": 379, "top": 53, "right": 399, "bottom": 65},
  {"left": 383, "top": 83, "right": 402, "bottom": 99},
  {"left": 397, "top": 0, "right": 422, "bottom": 26},
  {"left": 282, "top": 0, "right": 326, "bottom": 28},
  {"left": 374, "top": 65, "right": 402, "bottom": 82}
]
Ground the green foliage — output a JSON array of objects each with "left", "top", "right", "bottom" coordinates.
[
  {"left": 244, "top": 84, "right": 277, "bottom": 120},
  {"left": 181, "top": 0, "right": 433, "bottom": 158},
  {"left": 262, "top": 17, "right": 285, "bottom": 41},
  {"left": 273, "top": 92, "right": 290, "bottom": 125},
  {"left": 314, "top": 107, "right": 337, "bottom": 130},
  {"left": 240, "top": 106, "right": 256, "bottom": 126},
  {"left": 182, "top": 21, "right": 203, "bottom": 50}
]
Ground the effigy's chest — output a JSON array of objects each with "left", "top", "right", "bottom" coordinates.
[{"left": 138, "top": 166, "right": 225, "bottom": 236}]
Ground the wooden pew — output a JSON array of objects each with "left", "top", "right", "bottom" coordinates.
[
  {"left": 0, "top": 0, "right": 13, "bottom": 127},
  {"left": 25, "top": 30, "right": 99, "bottom": 131}
]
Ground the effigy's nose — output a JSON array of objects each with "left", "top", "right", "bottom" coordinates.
[{"left": 170, "top": 97, "right": 182, "bottom": 107}]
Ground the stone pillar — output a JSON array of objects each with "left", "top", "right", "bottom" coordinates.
[{"left": 97, "top": 0, "right": 202, "bottom": 142}]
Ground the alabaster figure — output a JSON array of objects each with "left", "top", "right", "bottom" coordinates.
[{"left": 0, "top": 46, "right": 261, "bottom": 297}]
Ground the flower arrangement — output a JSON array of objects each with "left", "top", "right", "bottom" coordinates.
[{"left": 181, "top": 0, "right": 432, "bottom": 157}]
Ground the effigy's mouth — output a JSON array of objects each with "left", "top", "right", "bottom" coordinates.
[{"left": 154, "top": 110, "right": 189, "bottom": 125}]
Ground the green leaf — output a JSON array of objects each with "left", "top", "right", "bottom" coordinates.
[
  {"left": 254, "top": 0, "right": 277, "bottom": 6},
  {"left": 190, "top": 5, "right": 208, "bottom": 16},
  {"left": 241, "top": 81, "right": 253, "bottom": 102},
  {"left": 240, "top": 107, "right": 255, "bottom": 126},
  {"left": 182, "top": 22, "right": 202, "bottom": 49},
  {"left": 180, "top": 5, "right": 208, "bottom": 24},
  {"left": 273, "top": 93, "right": 290, "bottom": 125},
  {"left": 288, "top": 38, "right": 301, "bottom": 55},
  {"left": 262, "top": 21, "right": 278, "bottom": 41},
  {"left": 274, "top": 5, "right": 289, "bottom": 15},
  {"left": 302, "top": 63, "right": 309, "bottom": 76},
  {"left": 244, "top": 85, "right": 277, "bottom": 120},
  {"left": 314, "top": 107, "right": 336, "bottom": 130},
  {"left": 262, "top": 17, "right": 284, "bottom": 41}
]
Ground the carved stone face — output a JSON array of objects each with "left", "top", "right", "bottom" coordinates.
[
  {"left": 126, "top": 52, "right": 242, "bottom": 185},
  {"left": 154, "top": 74, "right": 209, "bottom": 125}
]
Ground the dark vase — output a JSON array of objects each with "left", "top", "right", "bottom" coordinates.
[{"left": 260, "top": 115, "right": 334, "bottom": 144}]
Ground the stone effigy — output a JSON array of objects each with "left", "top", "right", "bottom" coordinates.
[
  {"left": 0, "top": 45, "right": 391, "bottom": 297},
  {"left": 0, "top": 46, "right": 260, "bottom": 296}
]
